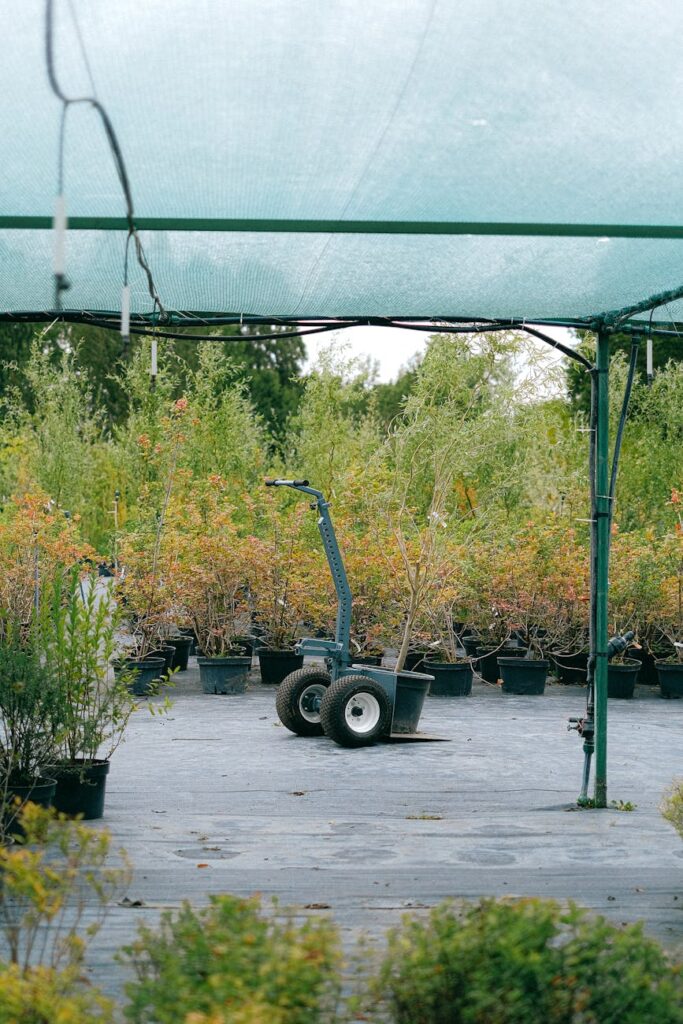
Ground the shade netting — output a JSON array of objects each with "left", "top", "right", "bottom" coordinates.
[{"left": 2, "top": 1, "right": 683, "bottom": 325}]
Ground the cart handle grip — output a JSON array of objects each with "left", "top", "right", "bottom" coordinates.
[{"left": 265, "top": 478, "right": 309, "bottom": 487}]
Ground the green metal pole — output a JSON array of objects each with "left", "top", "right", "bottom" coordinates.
[{"left": 594, "top": 327, "right": 610, "bottom": 807}]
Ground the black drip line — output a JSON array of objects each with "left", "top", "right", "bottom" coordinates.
[{"left": 45, "top": 0, "right": 165, "bottom": 319}]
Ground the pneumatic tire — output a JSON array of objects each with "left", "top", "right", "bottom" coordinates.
[
  {"left": 275, "top": 667, "right": 331, "bottom": 736},
  {"left": 319, "top": 675, "right": 392, "bottom": 747}
]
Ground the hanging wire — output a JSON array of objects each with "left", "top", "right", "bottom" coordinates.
[{"left": 45, "top": 0, "right": 165, "bottom": 318}]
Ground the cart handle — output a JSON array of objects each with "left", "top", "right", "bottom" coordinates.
[{"left": 265, "top": 478, "right": 309, "bottom": 487}]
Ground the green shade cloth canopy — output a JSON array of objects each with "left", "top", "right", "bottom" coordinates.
[{"left": 2, "top": 0, "right": 683, "bottom": 325}]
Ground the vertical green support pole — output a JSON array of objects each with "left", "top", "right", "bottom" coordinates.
[{"left": 594, "top": 327, "right": 610, "bottom": 807}]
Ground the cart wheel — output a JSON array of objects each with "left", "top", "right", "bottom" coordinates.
[
  {"left": 275, "top": 667, "right": 332, "bottom": 736},
  {"left": 319, "top": 675, "right": 391, "bottom": 747}
]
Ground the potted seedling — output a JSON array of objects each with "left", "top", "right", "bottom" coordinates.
[
  {"left": 0, "top": 630, "right": 61, "bottom": 837},
  {"left": 422, "top": 562, "right": 475, "bottom": 696},
  {"left": 38, "top": 569, "right": 153, "bottom": 819},
  {"left": 175, "top": 503, "right": 254, "bottom": 695}
]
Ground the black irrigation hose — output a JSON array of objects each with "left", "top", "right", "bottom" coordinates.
[
  {"left": 608, "top": 340, "right": 640, "bottom": 515},
  {"left": 45, "top": 0, "right": 165, "bottom": 316}
]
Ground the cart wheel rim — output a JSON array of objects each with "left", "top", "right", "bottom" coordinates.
[
  {"left": 298, "top": 683, "right": 327, "bottom": 723},
  {"left": 344, "top": 692, "right": 381, "bottom": 734}
]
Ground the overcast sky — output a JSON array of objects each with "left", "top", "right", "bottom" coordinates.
[{"left": 303, "top": 323, "right": 577, "bottom": 383}]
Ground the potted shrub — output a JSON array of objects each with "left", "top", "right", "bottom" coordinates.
[
  {"left": 38, "top": 570, "right": 147, "bottom": 819},
  {"left": 172, "top": 495, "right": 253, "bottom": 695},
  {"left": 459, "top": 538, "right": 521, "bottom": 684},
  {"left": 0, "top": 632, "right": 61, "bottom": 836},
  {"left": 484, "top": 522, "right": 583, "bottom": 695},
  {"left": 422, "top": 561, "right": 474, "bottom": 696}
]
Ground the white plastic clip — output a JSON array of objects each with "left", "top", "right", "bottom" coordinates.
[
  {"left": 53, "top": 194, "right": 67, "bottom": 276},
  {"left": 121, "top": 284, "right": 130, "bottom": 342}
]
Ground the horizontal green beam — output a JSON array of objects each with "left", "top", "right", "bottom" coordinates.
[{"left": 3, "top": 215, "right": 683, "bottom": 239}]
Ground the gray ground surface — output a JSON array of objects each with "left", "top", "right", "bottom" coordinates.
[{"left": 84, "top": 659, "right": 682, "bottom": 1000}]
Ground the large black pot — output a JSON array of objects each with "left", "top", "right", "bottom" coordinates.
[
  {"left": 233, "top": 636, "right": 255, "bottom": 659},
  {"left": 3, "top": 777, "right": 57, "bottom": 836},
  {"left": 256, "top": 647, "right": 304, "bottom": 685},
  {"left": 462, "top": 635, "right": 481, "bottom": 658},
  {"left": 352, "top": 653, "right": 383, "bottom": 667},
  {"left": 607, "top": 659, "right": 640, "bottom": 699},
  {"left": 394, "top": 671, "right": 433, "bottom": 732},
  {"left": 177, "top": 627, "right": 197, "bottom": 655},
  {"left": 169, "top": 635, "right": 193, "bottom": 672},
  {"left": 424, "top": 660, "right": 473, "bottom": 696},
  {"left": 631, "top": 644, "right": 676, "bottom": 686},
  {"left": 119, "top": 657, "right": 164, "bottom": 696},
  {"left": 498, "top": 657, "right": 549, "bottom": 695},
  {"left": 656, "top": 661, "right": 683, "bottom": 699},
  {"left": 49, "top": 759, "right": 110, "bottom": 820},
  {"left": 197, "top": 656, "right": 252, "bottom": 694},
  {"left": 477, "top": 645, "right": 526, "bottom": 683},
  {"left": 552, "top": 651, "right": 588, "bottom": 685},
  {"left": 403, "top": 650, "right": 430, "bottom": 672}
]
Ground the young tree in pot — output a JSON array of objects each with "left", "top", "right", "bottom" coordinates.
[
  {"left": 422, "top": 547, "right": 475, "bottom": 696},
  {"left": 116, "top": 394, "right": 191, "bottom": 686},
  {"left": 487, "top": 521, "right": 580, "bottom": 695},
  {"left": 0, "top": 631, "right": 62, "bottom": 837},
  {"left": 459, "top": 538, "right": 516, "bottom": 684},
  {"left": 608, "top": 530, "right": 664, "bottom": 697},
  {"left": 37, "top": 569, "right": 156, "bottom": 819},
  {"left": 172, "top": 491, "right": 254, "bottom": 695}
]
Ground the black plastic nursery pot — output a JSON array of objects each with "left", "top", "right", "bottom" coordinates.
[
  {"left": 477, "top": 645, "right": 526, "bottom": 683},
  {"left": 121, "top": 657, "right": 165, "bottom": 696},
  {"left": 424, "top": 660, "right": 473, "bottom": 696},
  {"left": 233, "top": 636, "right": 254, "bottom": 659},
  {"left": 157, "top": 645, "right": 175, "bottom": 678},
  {"left": 256, "top": 647, "right": 304, "bottom": 685},
  {"left": 498, "top": 657, "right": 549, "bottom": 695},
  {"left": 631, "top": 644, "right": 676, "bottom": 686},
  {"left": 403, "top": 650, "right": 430, "bottom": 671},
  {"left": 49, "top": 759, "right": 110, "bottom": 820},
  {"left": 393, "top": 670, "right": 433, "bottom": 732},
  {"left": 198, "top": 656, "right": 252, "bottom": 694},
  {"left": 461, "top": 635, "right": 480, "bottom": 658},
  {"left": 552, "top": 651, "right": 588, "bottom": 685},
  {"left": 3, "top": 777, "right": 57, "bottom": 836},
  {"left": 169, "top": 635, "right": 193, "bottom": 672},
  {"left": 177, "top": 627, "right": 197, "bottom": 654},
  {"left": 607, "top": 659, "right": 640, "bottom": 699},
  {"left": 352, "top": 653, "right": 383, "bottom": 666},
  {"left": 656, "top": 661, "right": 683, "bottom": 699}
]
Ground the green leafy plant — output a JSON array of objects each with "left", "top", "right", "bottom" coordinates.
[
  {"left": 358, "top": 897, "right": 683, "bottom": 1024},
  {"left": 662, "top": 779, "right": 683, "bottom": 839},
  {"left": 37, "top": 568, "right": 141, "bottom": 764},
  {"left": 0, "top": 802, "right": 130, "bottom": 971},
  {"left": 0, "top": 963, "right": 114, "bottom": 1023},
  {"left": 168, "top": 487, "right": 253, "bottom": 657},
  {"left": 0, "top": 632, "right": 61, "bottom": 787},
  {"left": 121, "top": 894, "right": 341, "bottom": 1024}
]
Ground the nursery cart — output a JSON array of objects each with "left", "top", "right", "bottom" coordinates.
[{"left": 265, "top": 479, "right": 435, "bottom": 747}]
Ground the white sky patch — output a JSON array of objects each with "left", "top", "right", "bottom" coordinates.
[{"left": 303, "top": 324, "right": 578, "bottom": 387}]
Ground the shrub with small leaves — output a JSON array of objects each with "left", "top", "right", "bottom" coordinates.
[
  {"left": 361, "top": 897, "right": 683, "bottom": 1024},
  {"left": 122, "top": 895, "right": 341, "bottom": 1024},
  {"left": 0, "top": 963, "right": 114, "bottom": 1023},
  {"left": 662, "top": 780, "right": 683, "bottom": 840}
]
